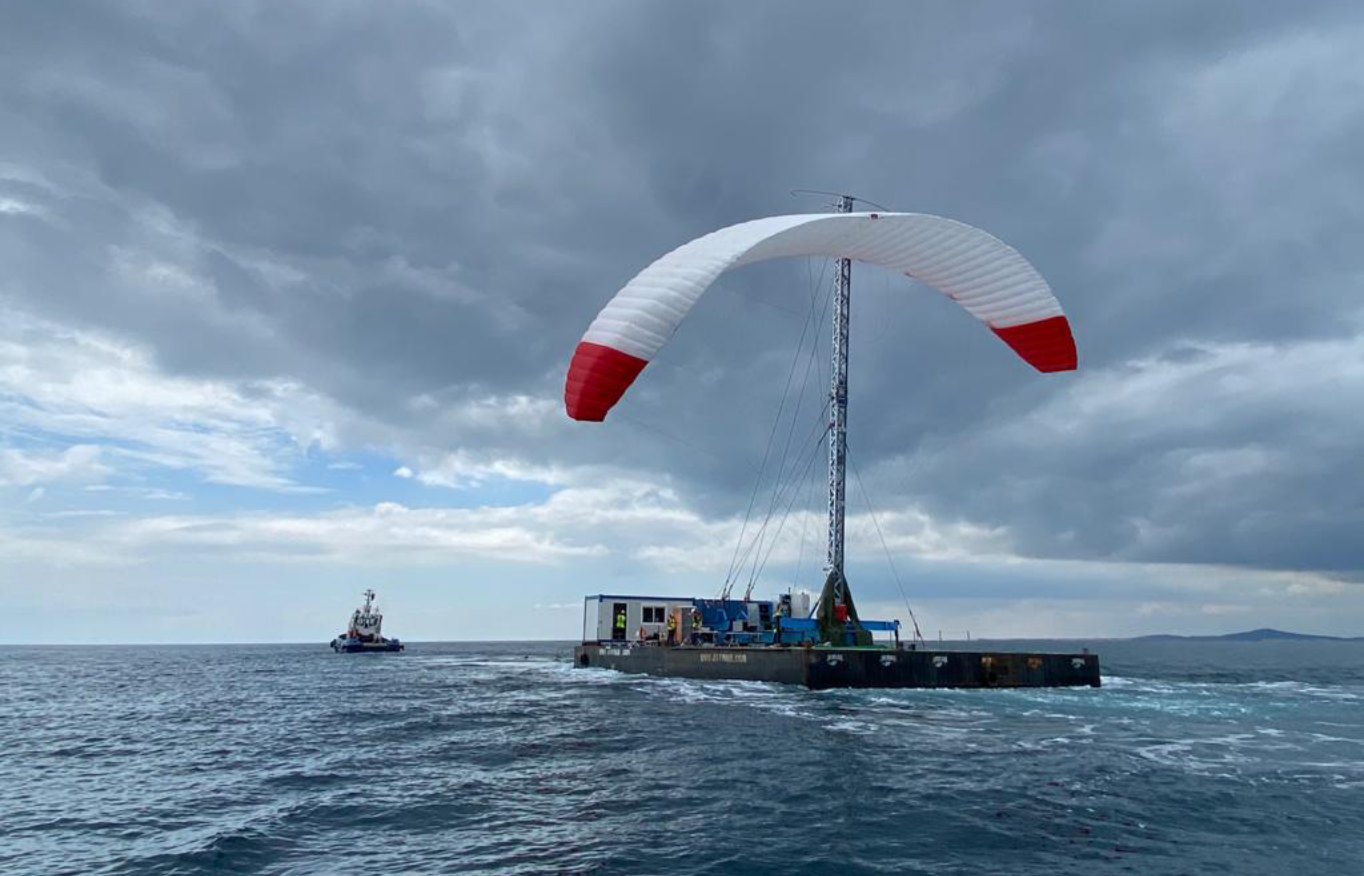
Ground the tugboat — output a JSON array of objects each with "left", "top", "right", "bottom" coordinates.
[
  {"left": 564, "top": 198, "right": 1100, "bottom": 689},
  {"left": 330, "top": 589, "right": 404, "bottom": 653}
]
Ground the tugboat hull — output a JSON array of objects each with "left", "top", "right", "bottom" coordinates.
[
  {"left": 575, "top": 643, "right": 1099, "bottom": 689},
  {"left": 330, "top": 638, "right": 404, "bottom": 653}
]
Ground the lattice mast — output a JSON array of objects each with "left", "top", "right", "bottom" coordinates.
[{"left": 825, "top": 194, "right": 854, "bottom": 583}]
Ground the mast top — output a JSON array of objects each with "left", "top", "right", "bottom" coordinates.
[{"left": 790, "top": 190, "right": 891, "bottom": 212}]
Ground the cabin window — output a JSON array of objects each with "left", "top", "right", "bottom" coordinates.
[{"left": 642, "top": 606, "right": 666, "bottom": 624}]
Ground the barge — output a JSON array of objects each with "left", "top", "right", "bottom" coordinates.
[
  {"left": 563, "top": 197, "right": 1100, "bottom": 689},
  {"left": 573, "top": 593, "right": 1099, "bottom": 689}
]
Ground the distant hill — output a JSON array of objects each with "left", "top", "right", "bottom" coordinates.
[{"left": 1134, "top": 628, "right": 1362, "bottom": 642}]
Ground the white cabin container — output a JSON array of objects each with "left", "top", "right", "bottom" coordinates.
[{"left": 582, "top": 594, "right": 696, "bottom": 643}]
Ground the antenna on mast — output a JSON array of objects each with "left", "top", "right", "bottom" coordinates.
[{"left": 789, "top": 189, "right": 892, "bottom": 212}]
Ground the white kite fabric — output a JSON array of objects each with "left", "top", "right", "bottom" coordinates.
[{"left": 566, "top": 212, "right": 1076, "bottom": 421}]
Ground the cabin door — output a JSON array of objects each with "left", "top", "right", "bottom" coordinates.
[{"left": 611, "top": 603, "right": 628, "bottom": 640}]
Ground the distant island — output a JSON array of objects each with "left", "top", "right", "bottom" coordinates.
[{"left": 1134, "top": 628, "right": 1363, "bottom": 642}]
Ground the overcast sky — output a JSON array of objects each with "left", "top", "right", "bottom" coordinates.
[{"left": 2, "top": 1, "right": 1361, "bottom": 643}]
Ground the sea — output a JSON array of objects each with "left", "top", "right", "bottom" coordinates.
[{"left": 3, "top": 639, "right": 1362, "bottom": 876}]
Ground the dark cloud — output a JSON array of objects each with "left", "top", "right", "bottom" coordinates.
[{"left": 2, "top": 1, "right": 1362, "bottom": 578}]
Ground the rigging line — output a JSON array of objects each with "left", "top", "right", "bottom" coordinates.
[
  {"left": 721, "top": 278, "right": 821, "bottom": 593},
  {"left": 784, "top": 306, "right": 827, "bottom": 599},
  {"left": 722, "top": 258, "right": 832, "bottom": 599},
  {"left": 806, "top": 260, "right": 839, "bottom": 411},
  {"left": 749, "top": 421, "right": 828, "bottom": 595},
  {"left": 740, "top": 259, "right": 834, "bottom": 595},
  {"left": 740, "top": 326, "right": 833, "bottom": 597},
  {"left": 789, "top": 429, "right": 824, "bottom": 595},
  {"left": 729, "top": 399, "right": 830, "bottom": 596},
  {"left": 848, "top": 446, "right": 926, "bottom": 644},
  {"left": 741, "top": 257, "right": 832, "bottom": 580},
  {"left": 731, "top": 372, "right": 829, "bottom": 559},
  {"left": 728, "top": 400, "right": 831, "bottom": 596},
  {"left": 801, "top": 258, "right": 847, "bottom": 625},
  {"left": 746, "top": 423, "right": 830, "bottom": 600},
  {"left": 744, "top": 406, "right": 831, "bottom": 598},
  {"left": 614, "top": 412, "right": 733, "bottom": 466}
]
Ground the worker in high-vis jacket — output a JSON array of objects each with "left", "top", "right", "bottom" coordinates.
[{"left": 665, "top": 613, "right": 677, "bottom": 646}]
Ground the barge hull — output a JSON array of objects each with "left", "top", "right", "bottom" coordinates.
[{"left": 575, "top": 644, "right": 1099, "bottom": 689}]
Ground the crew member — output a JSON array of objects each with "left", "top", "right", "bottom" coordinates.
[{"left": 665, "top": 613, "right": 677, "bottom": 646}]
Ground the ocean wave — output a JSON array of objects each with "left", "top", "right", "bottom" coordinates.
[{"left": 7, "top": 641, "right": 1364, "bottom": 875}]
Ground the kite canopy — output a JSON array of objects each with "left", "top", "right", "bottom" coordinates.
[{"left": 566, "top": 211, "right": 1075, "bottom": 422}]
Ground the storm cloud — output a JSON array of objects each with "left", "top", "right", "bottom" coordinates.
[{"left": 2, "top": 1, "right": 1362, "bottom": 640}]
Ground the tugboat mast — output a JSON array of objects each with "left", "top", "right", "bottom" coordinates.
[{"left": 825, "top": 194, "right": 854, "bottom": 590}]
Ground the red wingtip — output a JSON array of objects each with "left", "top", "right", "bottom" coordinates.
[
  {"left": 564, "top": 341, "right": 649, "bottom": 421},
  {"left": 992, "top": 315, "right": 1077, "bottom": 372}
]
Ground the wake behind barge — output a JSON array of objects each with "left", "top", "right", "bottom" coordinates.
[{"left": 574, "top": 594, "right": 1100, "bottom": 690}]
